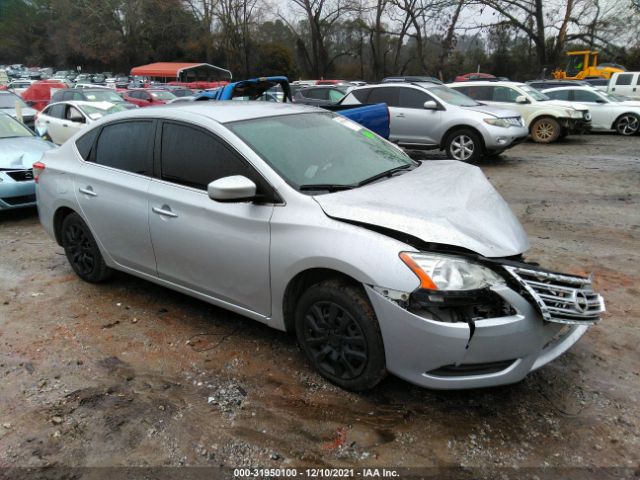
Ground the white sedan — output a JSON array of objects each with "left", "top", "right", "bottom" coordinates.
[
  {"left": 35, "top": 101, "right": 127, "bottom": 145},
  {"left": 543, "top": 86, "right": 640, "bottom": 136}
]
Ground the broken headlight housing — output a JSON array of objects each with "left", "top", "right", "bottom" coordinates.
[{"left": 400, "top": 252, "right": 505, "bottom": 291}]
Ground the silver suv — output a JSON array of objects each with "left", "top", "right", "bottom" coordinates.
[
  {"left": 340, "top": 82, "right": 528, "bottom": 162},
  {"left": 36, "top": 103, "right": 604, "bottom": 391}
]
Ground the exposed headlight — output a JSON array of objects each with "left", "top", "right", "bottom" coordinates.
[
  {"left": 483, "top": 118, "right": 510, "bottom": 128},
  {"left": 570, "top": 110, "right": 584, "bottom": 119},
  {"left": 400, "top": 252, "right": 505, "bottom": 291}
]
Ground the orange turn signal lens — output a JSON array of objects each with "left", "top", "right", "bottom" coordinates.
[{"left": 399, "top": 252, "right": 438, "bottom": 290}]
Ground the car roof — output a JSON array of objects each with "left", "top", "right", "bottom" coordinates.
[
  {"left": 92, "top": 102, "right": 321, "bottom": 124},
  {"left": 47, "top": 100, "right": 115, "bottom": 108},
  {"left": 448, "top": 80, "right": 526, "bottom": 87},
  {"left": 542, "top": 86, "right": 596, "bottom": 91},
  {"left": 78, "top": 88, "right": 118, "bottom": 93}
]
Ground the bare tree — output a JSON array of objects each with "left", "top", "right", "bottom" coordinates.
[{"left": 281, "top": 0, "right": 357, "bottom": 77}]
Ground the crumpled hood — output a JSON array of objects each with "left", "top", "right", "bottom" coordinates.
[
  {"left": 314, "top": 161, "right": 530, "bottom": 258},
  {"left": 542, "top": 100, "right": 588, "bottom": 112},
  {"left": 464, "top": 104, "right": 521, "bottom": 118},
  {"left": 0, "top": 137, "right": 55, "bottom": 169}
]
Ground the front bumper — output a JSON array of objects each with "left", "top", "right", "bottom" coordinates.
[
  {"left": 559, "top": 117, "right": 591, "bottom": 134},
  {"left": 0, "top": 172, "right": 36, "bottom": 210},
  {"left": 365, "top": 282, "right": 592, "bottom": 390},
  {"left": 481, "top": 124, "right": 529, "bottom": 151}
]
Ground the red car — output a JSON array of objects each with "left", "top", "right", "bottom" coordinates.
[
  {"left": 316, "top": 79, "right": 346, "bottom": 85},
  {"left": 453, "top": 72, "right": 497, "bottom": 82},
  {"left": 122, "top": 89, "right": 176, "bottom": 107},
  {"left": 21, "top": 80, "right": 68, "bottom": 111}
]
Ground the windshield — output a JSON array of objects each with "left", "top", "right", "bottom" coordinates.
[
  {"left": 83, "top": 91, "right": 123, "bottom": 103},
  {"left": 79, "top": 103, "right": 127, "bottom": 119},
  {"left": 0, "top": 94, "right": 28, "bottom": 109},
  {"left": 150, "top": 90, "right": 176, "bottom": 100},
  {"left": 228, "top": 112, "right": 416, "bottom": 190},
  {"left": 0, "top": 114, "right": 34, "bottom": 138},
  {"left": 520, "top": 85, "right": 550, "bottom": 101},
  {"left": 427, "top": 86, "right": 479, "bottom": 107}
]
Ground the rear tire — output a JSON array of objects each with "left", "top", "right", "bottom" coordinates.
[
  {"left": 61, "top": 213, "right": 112, "bottom": 283},
  {"left": 531, "top": 117, "right": 561, "bottom": 143},
  {"left": 614, "top": 113, "right": 640, "bottom": 136},
  {"left": 445, "top": 129, "right": 482, "bottom": 163},
  {"left": 294, "top": 280, "right": 387, "bottom": 391}
]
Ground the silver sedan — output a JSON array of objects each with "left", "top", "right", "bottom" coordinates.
[{"left": 35, "top": 103, "right": 605, "bottom": 391}]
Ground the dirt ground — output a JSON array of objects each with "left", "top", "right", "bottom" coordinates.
[{"left": 1, "top": 133, "right": 639, "bottom": 479}]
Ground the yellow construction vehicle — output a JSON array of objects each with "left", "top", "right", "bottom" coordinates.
[{"left": 552, "top": 50, "right": 625, "bottom": 80}]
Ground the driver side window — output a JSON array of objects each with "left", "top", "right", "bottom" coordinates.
[
  {"left": 491, "top": 86, "right": 520, "bottom": 103},
  {"left": 159, "top": 122, "right": 272, "bottom": 198},
  {"left": 66, "top": 106, "right": 85, "bottom": 123},
  {"left": 572, "top": 90, "right": 601, "bottom": 103}
]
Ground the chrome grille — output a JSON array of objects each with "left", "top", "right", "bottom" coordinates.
[{"left": 503, "top": 266, "right": 605, "bottom": 325}]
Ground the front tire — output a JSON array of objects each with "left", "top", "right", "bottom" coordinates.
[
  {"left": 295, "top": 280, "right": 387, "bottom": 391},
  {"left": 445, "top": 129, "right": 482, "bottom": 163},
  {"left": 614, "top": 113, "right": 640, "bottom": 136},
  {"left": 530, "top": 117, "right": 561, "bottom": 143},
  {"left": 61, "top": 213, "right": 112, "bottom": 283}
]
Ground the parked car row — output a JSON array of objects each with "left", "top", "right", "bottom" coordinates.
[{"left": 0, "top": 68, "right": 611, "bottom": 393}]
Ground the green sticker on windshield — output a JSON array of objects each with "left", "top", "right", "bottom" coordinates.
[{"left": 362, "top": 130, "right": 375, "bottom": 139}]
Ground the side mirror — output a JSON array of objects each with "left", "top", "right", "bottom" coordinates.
[
  {"left": 208, "top": 175, "right": 257, "bottom": 202},
  {"left": 515, "top": 95, "right": 528, "bottom": 104},
  {"left": 423, "top": 100, "right": 438, "bottom": 110},
  {"left": 25, "top": 100, "right": 35, "bottom": 107},
  {"left": 595, "top": 99, "right": 606, "bottom": 104}
]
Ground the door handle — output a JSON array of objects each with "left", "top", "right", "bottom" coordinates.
[
  {"left": 45, "top": 120, "right": 50, "bottom": 124},
  {"left": 79, "top": 186, "right": 97, "bottom": 197},
  {"left": 62, "top": 124, "right": 69, "bottom": 128},
  {"left": 152, "top": 206, "right": 178, "bottom": 218},
  {"left": 396, "top": 113, "right": 405, "bottom": 118}
]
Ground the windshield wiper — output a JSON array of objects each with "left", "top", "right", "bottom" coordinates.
[
  {"left": 357, "top": 164, "right": 415, "bottom": 187},
  {"left": 298, "top": 183, "right": 356, "bottom": 192}
]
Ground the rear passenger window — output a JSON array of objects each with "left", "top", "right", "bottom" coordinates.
[
  {"left": 368, "top": 87, "right": 399, "bottom": 106},
  {"left": 615, "top": 74, "right": 633, "bottom": 86},
  {"left": 160, "top": 123, "right": 260, "bottom": 190},
  {"left": 93, "top": 121, "right": 154, "bottom": 175},
  {"left": 75, "top": 128, "right": 99, "bottom": 161}
]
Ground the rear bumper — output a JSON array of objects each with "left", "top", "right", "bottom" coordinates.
[{"left": 365, "top": 284, "right": 589, "bottom": 390}]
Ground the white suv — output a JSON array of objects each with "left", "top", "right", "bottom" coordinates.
[
  {"left": 340, "top": 82, "right": 528, "bottom": 162},
  {"left": 448, "top": 81, "right": 592, "bottom": 143}
]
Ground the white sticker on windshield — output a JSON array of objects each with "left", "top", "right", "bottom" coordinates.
[
  {"left": 333, "top": 116, "right": 362, "bottom": 132},
  {"left": 88, "top": 113, "right": 103, "bottom": 120}
]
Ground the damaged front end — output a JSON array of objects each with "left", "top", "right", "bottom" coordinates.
[{"left": 366, "top": 254, "right": 605, "bottom": 389}]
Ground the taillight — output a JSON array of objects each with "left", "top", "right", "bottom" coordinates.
[{"left": 33, "top": 161, "right": 45, "bottom": 183}]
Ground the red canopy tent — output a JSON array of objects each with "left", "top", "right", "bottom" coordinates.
[{"left": 130, "top": 62, "right": 232, "bottom": 85}]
